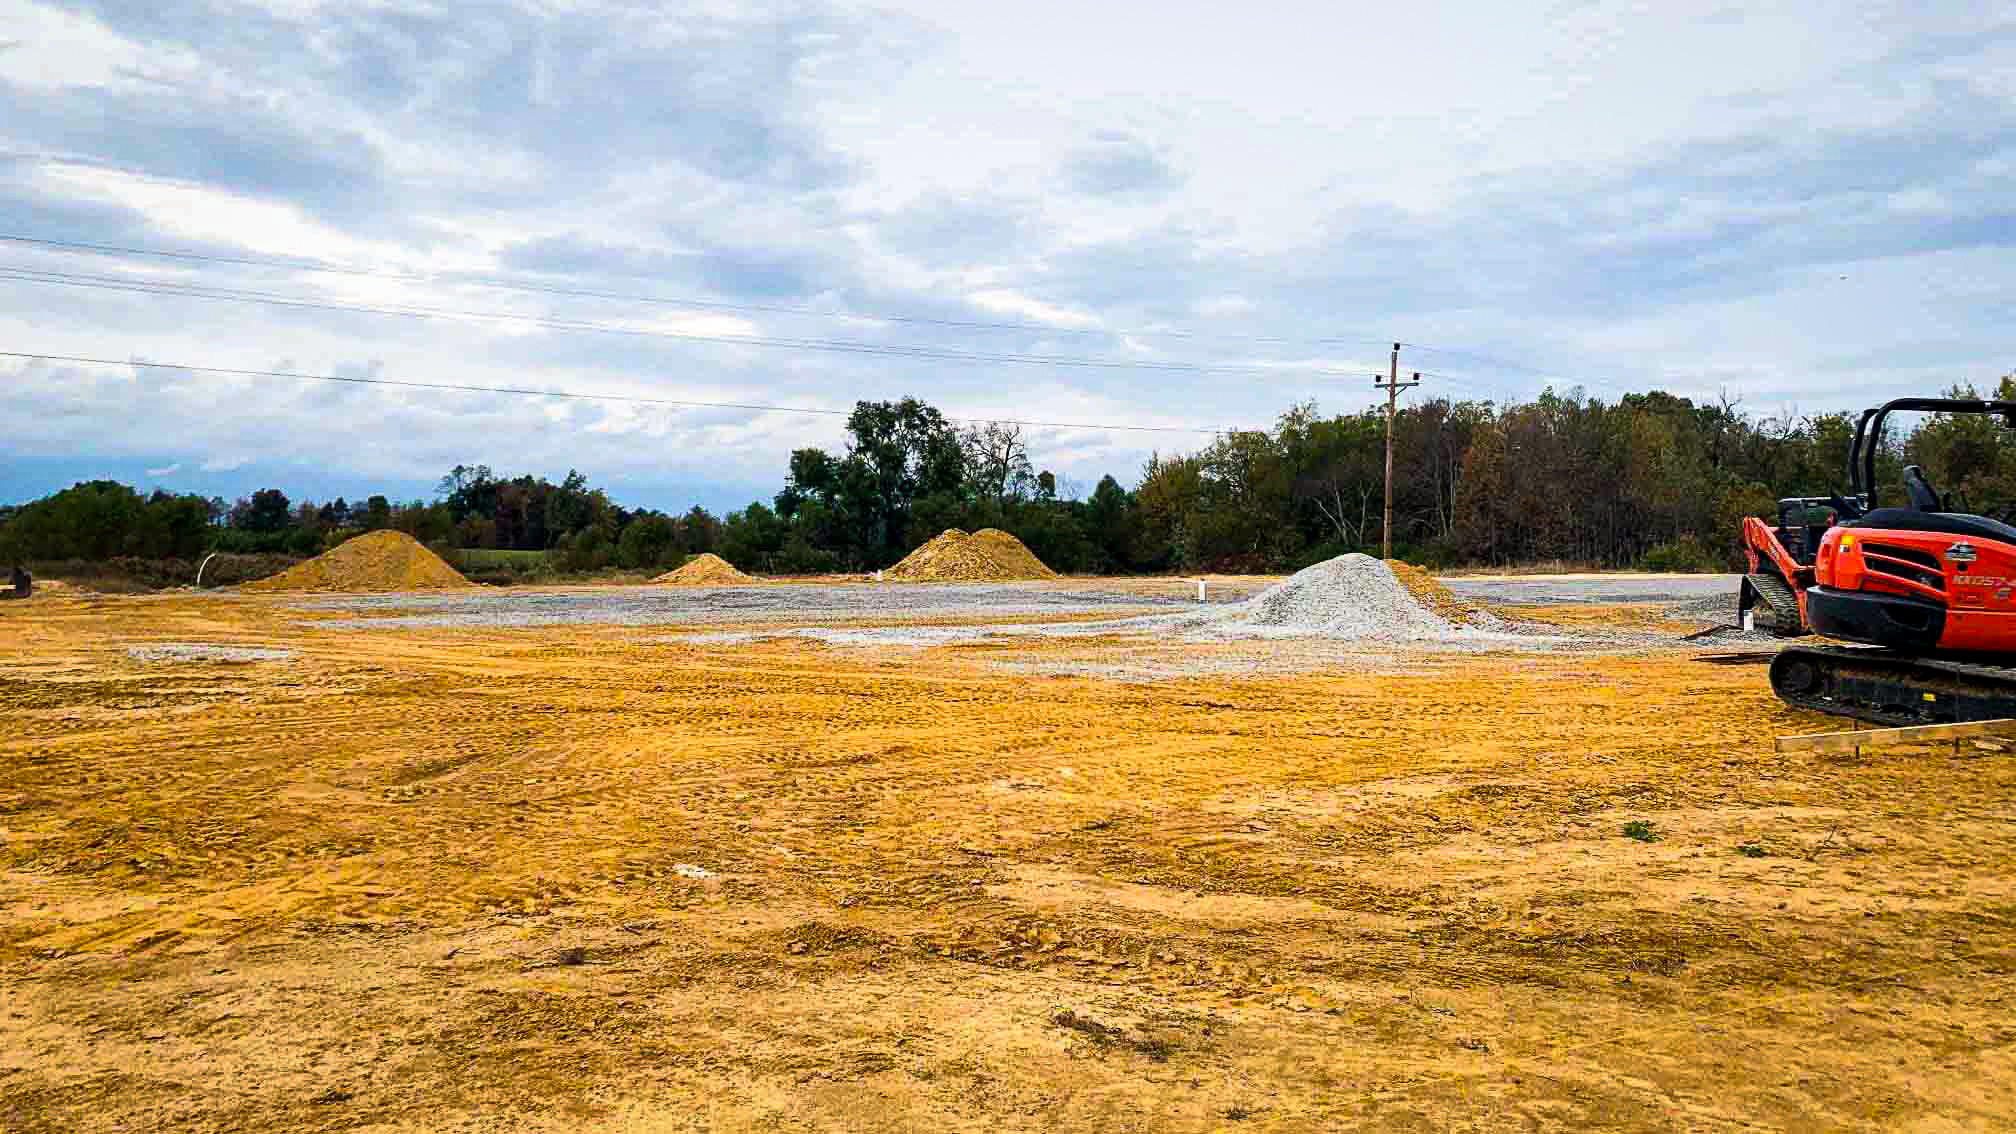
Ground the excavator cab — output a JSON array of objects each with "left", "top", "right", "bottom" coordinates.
[
  {"left": 1805, "top": 399, "right": 2016, "bottom": 655},
  {"left": 1771, "top": 398, "right": 2016, "bottom": 723}
]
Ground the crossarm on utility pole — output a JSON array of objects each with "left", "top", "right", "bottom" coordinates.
[{"left": 1373, "top": 343, "right": 1421, "bottom": 560}]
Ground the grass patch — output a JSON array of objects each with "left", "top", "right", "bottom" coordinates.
[
  {"left": 1735, "top": 843, "right": 1768, "bottom": 858},
  {"left": 1622, "top": 820, "right": 1660, "bottom": 843}
]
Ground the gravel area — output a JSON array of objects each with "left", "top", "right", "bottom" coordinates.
[
  {"left": 1445, "top": 574, "right": 1738, "bottom": 604},
  {"left": 300, "top": 582, "right": 1207, "bottom": 629},
  {"left": 674, "top": 557, "right": 1562, "bottom": 659},
  {"left": 290, "top": 569, "right": 1755, "bottom": 678},
  {"left": 1668, "top": 591, "right": 1739, "bottom": 624}
]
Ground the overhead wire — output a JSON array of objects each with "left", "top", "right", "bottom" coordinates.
[
  {"left": 1404, "top": 341, "right": 1634, "bottom": 395},
  {"left": 1412, "top": 369, "right": 1523, "bottom": 396},
  {"left": 0, "top": 234, "right": 1670, "bottom": 408},
  {"left": 0, "top": 265, "right": 1376, "bottom": 379},
  {"left": 0, "top": 232, "right": 1395, "bottom": 350},
  {"left": 0, "top": 234, "right": 1653, "bottom": 396},
  {"left": 0, "top": 350, "right": 1241, "bottom": 436}
]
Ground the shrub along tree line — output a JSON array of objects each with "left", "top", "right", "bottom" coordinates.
[
  {"left": 4, "top": 378, "right": 2012, "bottom": 578},
  {"left": 0, "top": 469, "right": 726, "bottom": 576}
]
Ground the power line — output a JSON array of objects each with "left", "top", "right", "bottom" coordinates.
[
  {"left": 0, "top": 265, "right": 1373, "bottom": 379},
  {"left": 0, "top": 232, "right": 1393, "bottom": 350},
  {"left": 0, "top": 234, "right": 1679, "bottom": 393},
  {"left": 1, "top": 234, "right": 1661, "bottom": 393},
  {"left": 0, "top": 350, "right": 1239, "bottom": 435},
  {"left": 1406, "top": 369, "right": 1490, "bottom": 392},
  {"left": 1403, "top": 341, "right": 1633, "bottom": 394}
]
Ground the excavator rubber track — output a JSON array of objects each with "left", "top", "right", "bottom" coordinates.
[
  {"left": 1769, "top": 645, "right": 2016, "bottom": 726},
  {"left": 1741, "top": 571, "right": 1807, "bottom": 636}
]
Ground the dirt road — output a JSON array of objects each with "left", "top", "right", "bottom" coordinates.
[{"left": 2, "top": 586, "right": 2011, "bottom": 1131}]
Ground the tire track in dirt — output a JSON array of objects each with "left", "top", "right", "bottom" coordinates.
[{"left": 7, "top": 595, "right": 2014, "bottom": 1132}]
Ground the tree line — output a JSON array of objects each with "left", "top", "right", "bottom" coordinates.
[{"left": 4, "top": 378, "right": 2013, "bottom": 577}]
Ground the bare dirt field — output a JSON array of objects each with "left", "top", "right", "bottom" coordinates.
[{"left": 3, "top": 580, "right": 2012, "bottom": 1132}]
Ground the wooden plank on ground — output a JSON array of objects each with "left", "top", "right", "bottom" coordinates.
[{"left": 1776, "top": 718, "right": 2016, "bottom": 755}]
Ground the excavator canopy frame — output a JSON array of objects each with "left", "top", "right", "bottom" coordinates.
[{"left": 1848, "top": 398, "right": 2016, "bottom": 509}]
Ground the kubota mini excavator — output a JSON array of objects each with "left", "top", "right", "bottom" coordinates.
[{"left": 1762, "top": 396, "right": 2016, "bottom": 724}]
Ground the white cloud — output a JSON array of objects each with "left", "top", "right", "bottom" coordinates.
[
  {"left": 1885, "top": 187, "right": 1952, "bottom": 217},
  {"left": 33, "top": 163, "right": 408, "bottom": 267},
  {"left": 622, "top": 312, "right": 763, "bottom": 339},
  {"left": 964, "top": 289, "right": 1102, "bottom": 329},
  {"left": 0, "top": 0, "right": 2011, "bottom": 509},
  {"left": 0, "top": 2, "right": 201, "bottom": 92},
  {"left": 145, "top": 462, "right": 181, "bottom": 477},
  {"left": 1193, "top": 296, "right": 1255, "bottom": 318}
]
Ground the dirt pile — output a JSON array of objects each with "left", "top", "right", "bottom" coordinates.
[
  {"left": 1385, "top": 560, "right": 1482, "bottom": 626},
  {"left": 973, "top": 528, "right": 1059, "bottom": 579},
  {"left": 885, "top": 528, "right": 1057, "bottom": 582},
  {"left": 240, "top": 531, "right": 473, "bottom": 594},
  {"left": 654, "top": 553, "right": 754, "bottom": 585}
]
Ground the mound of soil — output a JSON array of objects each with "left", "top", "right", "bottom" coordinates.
[
  {"left": 240, "top": 531, "right": 473, "bottom": 594},
  {"left": 972, "top": 528, "right": 1059, "bottom": 579},
  {"left": 654, "top": 553, "right": 754, "bottom": 585},
  {"left": 885, "top": 528, "right": 1057, "bottom": 582}
]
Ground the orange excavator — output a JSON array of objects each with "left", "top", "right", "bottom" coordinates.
[{"left": 1745, "top": 396, "right": 2016, "bottom": 724}]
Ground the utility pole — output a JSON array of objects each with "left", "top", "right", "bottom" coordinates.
[{"left": 1374, "top": 342, "right": 1419, "bottom": 560}]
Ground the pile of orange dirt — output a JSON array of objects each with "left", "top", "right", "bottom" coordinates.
[
  {"left": 653, "top": 553, "right": 754, "bottom": 585},
  {"left": 885, "top": 528, "right": 1057, "bottom": 582},
  {"left": 1385, "top": 559, "right": 1482, "bottom": 625},
  {"left": 240, "top": 531, "right": 473, "bottom": 594},
  {"left": 972, "top": 528, "right": 1059, "bottom": 579}
]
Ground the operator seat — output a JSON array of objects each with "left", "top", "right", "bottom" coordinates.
[
  {"left": 1844, "top": 465, "right": 2016, "bottom": 544},
  {"left": 1847, "top": 507, "right": 2016, "bottom": 544},
  {"left": 1903, "top": 465, "right": 1944, "bottom": 512}
]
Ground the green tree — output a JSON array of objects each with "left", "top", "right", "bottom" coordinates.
[
  {"left": 1133, "top": 453, "right": 1204, "bottom": 570},
  {"left": 617, "top": 513, "right": 678, "bottom": 569},
  {"left": 720, "top": 502, "right": 790, "bottom": 571},
  {"left": 237, "top": 489, "right": 293, "bottom": 533}
]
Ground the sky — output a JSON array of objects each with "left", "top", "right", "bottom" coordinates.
[{"left": 1, "top": 0, "right": 2011, "bottom": 513}]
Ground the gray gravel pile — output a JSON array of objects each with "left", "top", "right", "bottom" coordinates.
[{"left": 1175, "top": 554, "right": 1520, "bottom": 643}]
